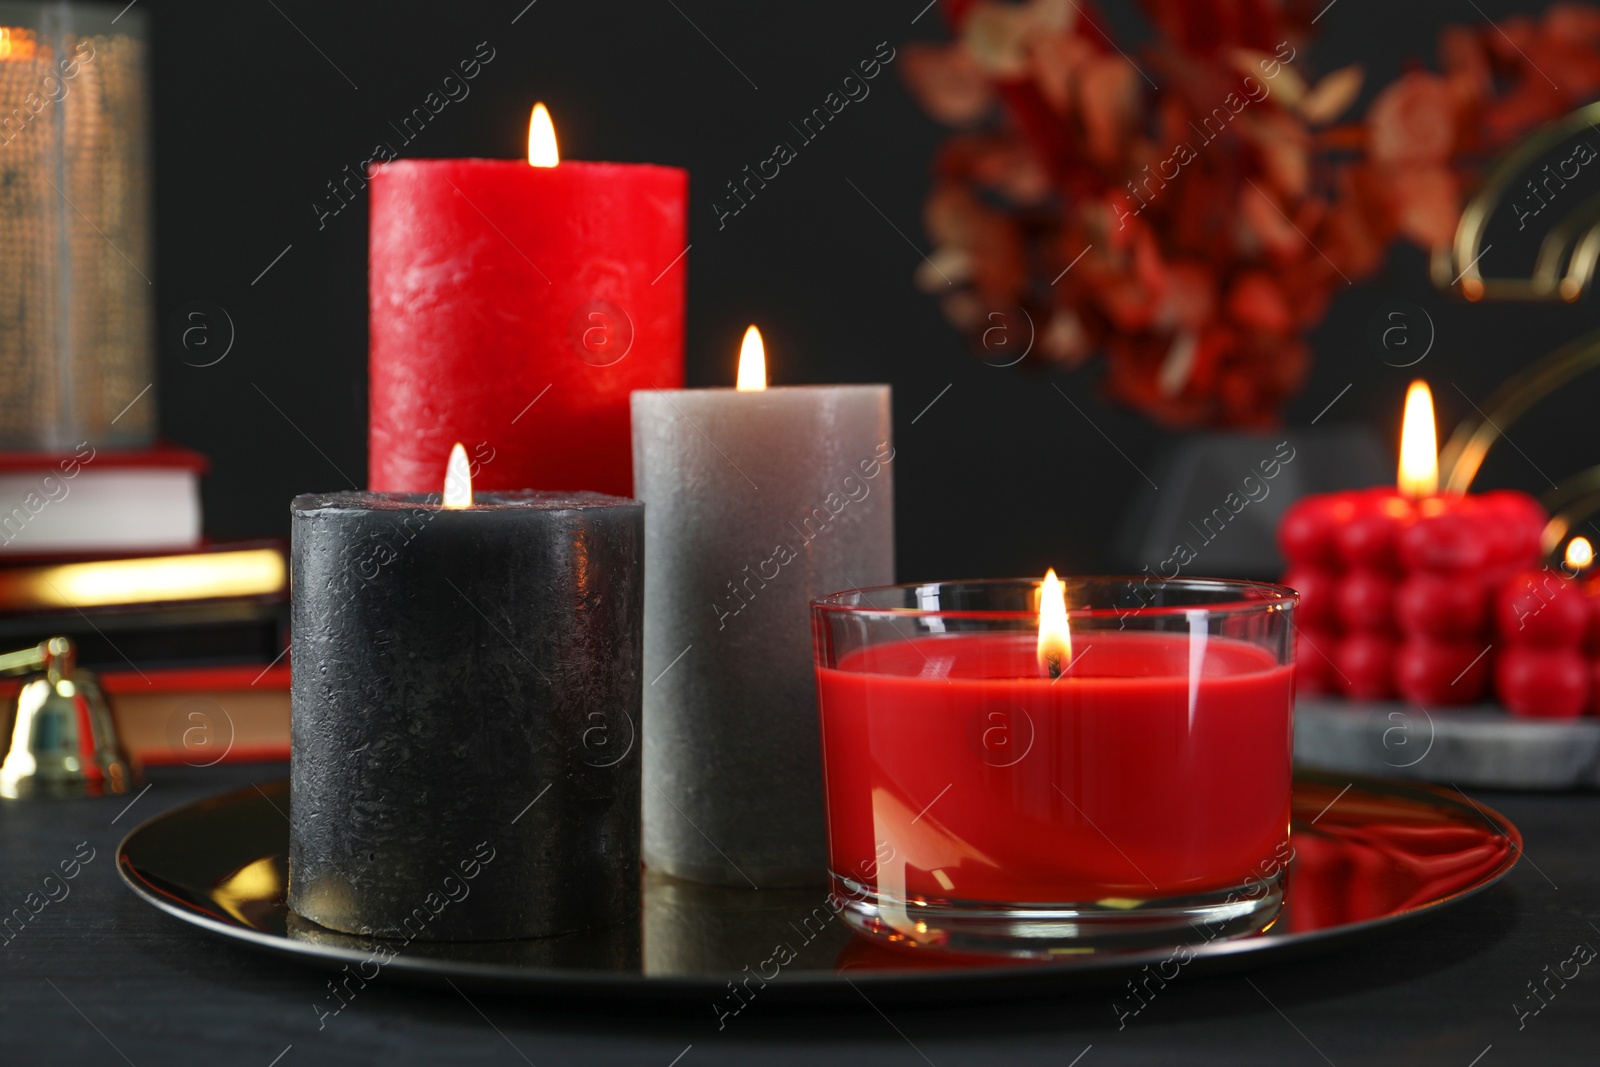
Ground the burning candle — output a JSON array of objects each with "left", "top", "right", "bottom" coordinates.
[
  {"left": 288, "top": 448, "right": 644, "bottom": 939},
  {"left": 631, "top": 327, "right": 894, "bottom": 887},
  {"left": 1566, "top": 536, "right": 1594, "bottom": 575},
  {"left": 368, "top": 104, "right": 687, "bottom": 498},
  {"left": 1280, "top": 381, "right": 1545, "bottom": 705},
  {"left": 812, "top": 576, "right": 1297, "bottom": 953}
]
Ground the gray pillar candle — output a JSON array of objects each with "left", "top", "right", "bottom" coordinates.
[
  {"left": 288, "top": 479, "right": 643, "bottom": 941},
  {"left": 631, "top": 328, "right": 894, "bottom": 887}
]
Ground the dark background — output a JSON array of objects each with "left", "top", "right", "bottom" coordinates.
[{"left": 146, "top": 0, "right": 1598, "bottom": 579}]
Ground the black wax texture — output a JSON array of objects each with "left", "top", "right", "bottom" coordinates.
[{"left": 288, "top": 491, "right": 644, "bottom": 941}]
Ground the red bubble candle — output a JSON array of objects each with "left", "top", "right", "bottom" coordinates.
[
  {"left": 369, "top": 104, "right": 687, "bottom": 498},
  {"left": 1492, "top": 537, "right": 1594, "bottom": 718},
  {"left": 1281, "top": 381, "right": 1545, "bottom": 707}
]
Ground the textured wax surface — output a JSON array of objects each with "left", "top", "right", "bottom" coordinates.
[
  {"left": 631, "top": 386, "right": 894, "bottom": 886},
  {"left": 288, "top": 490, "right": 644, "bottom": 940},
  {"left": 368, "top": 159, "right": 686, "bottom": 498}
]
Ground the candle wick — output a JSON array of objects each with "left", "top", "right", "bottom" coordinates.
[{"left": 1046, "top": 652, "right": 1063, "bottom": 680}]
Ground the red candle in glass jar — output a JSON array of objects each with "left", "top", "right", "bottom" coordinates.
[
  {"left": 815, "top": 574, "right": 1295, "bottom": 911},
  {"left": 1280, "top": 381, "right": 1545, "bottom": 706},
  {"left": 817, "top": 631, "right": 1293, "bottom": 903},
  {"left": 368, "top": 105, "right": 686, "bottom": 498}
]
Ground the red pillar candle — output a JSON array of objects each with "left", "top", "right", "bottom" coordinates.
[{"left": 368, "top": 105, "right": 687, "bottom": 497}]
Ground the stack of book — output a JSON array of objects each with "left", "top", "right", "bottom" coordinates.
[{"left": 0, "top": 445, "right": 289, "bottom": 764}]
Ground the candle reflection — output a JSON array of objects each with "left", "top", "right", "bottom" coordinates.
[{"left": 830, "top": 776, "right": 1520, "bottom": 969}]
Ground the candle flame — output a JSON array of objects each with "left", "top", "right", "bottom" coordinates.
[
  {"left": 1566, "top": 536, "right": 1593, "bottom": 571},
  {"left": 1037, "top": 569, "right": 1071, "bottom": 678},
  {"left": 443, "top": 442, "right": 472, "bottom": 508},
  {"left": 736, "top": 325, "right": 767, "bottom": 391},
  {"left": 1398, "top": 379, "right": 1438, "bottom": 499},
  {"left": 527, "top": 103, "right": 559, "bottom": 168}
]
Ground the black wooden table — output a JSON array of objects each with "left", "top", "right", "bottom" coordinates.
[{"left": 1, "top": 761, "right": 1594, "bottom": 1066}]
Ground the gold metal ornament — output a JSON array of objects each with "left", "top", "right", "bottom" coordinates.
[
  {"left": 1428, "top": 103, "right": 1600, "bottom": 553},
  {"left": 1438, "top": 99, "right": 1600, "bottom": 304},
  {"left": 0, "top": 636, "right": 138, "bottom": 799},
  {"left": 1436, "top": 327, "right": 1600, "bottom": 494}
]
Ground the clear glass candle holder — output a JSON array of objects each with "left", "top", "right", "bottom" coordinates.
[{"left": 811, "top": 577, "right": 1296, "bottom": 956}]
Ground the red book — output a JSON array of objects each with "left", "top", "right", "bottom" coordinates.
[{"left": 0, "top": 662, "right": 290, "bottom": 766}]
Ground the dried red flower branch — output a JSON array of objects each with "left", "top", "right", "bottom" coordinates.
[{"left": 905, "top": 0, "right": 1600, "bottom": 426}]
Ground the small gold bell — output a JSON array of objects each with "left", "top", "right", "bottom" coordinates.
[{"left": 0, "top": 637, "right": 139, "bottom": 799}]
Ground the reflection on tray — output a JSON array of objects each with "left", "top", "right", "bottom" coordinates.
[
  {"left": 830, "top": 778, "right": 1520, "bottom": 971},
  {"left": 284, "top": 911, "right": 640, "bottom": 971},
  {"left": 643, "top": 868, "right": 848, "bottom": 977},
  {"left": 116, "top": 773, "right": 1521, "bottom": 985},
  {"left": 1284, "top": 780, "right": 1517, "bottom": 931}
]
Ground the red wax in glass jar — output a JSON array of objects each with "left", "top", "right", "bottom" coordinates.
[
  {"left": 815, "top": 631, "right": 1294, "bottom": 904},
  {"left": 368, "top": 158, "right": 687, "bottom": 497}
]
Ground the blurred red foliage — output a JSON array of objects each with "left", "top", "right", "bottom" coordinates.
[{"left": 904, "top": 0, "right": 1600, "bottom": 426}]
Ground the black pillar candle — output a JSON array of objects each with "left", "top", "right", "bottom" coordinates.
[{"left": 288, "top": 488, "right": 643, "bottom": 941}]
